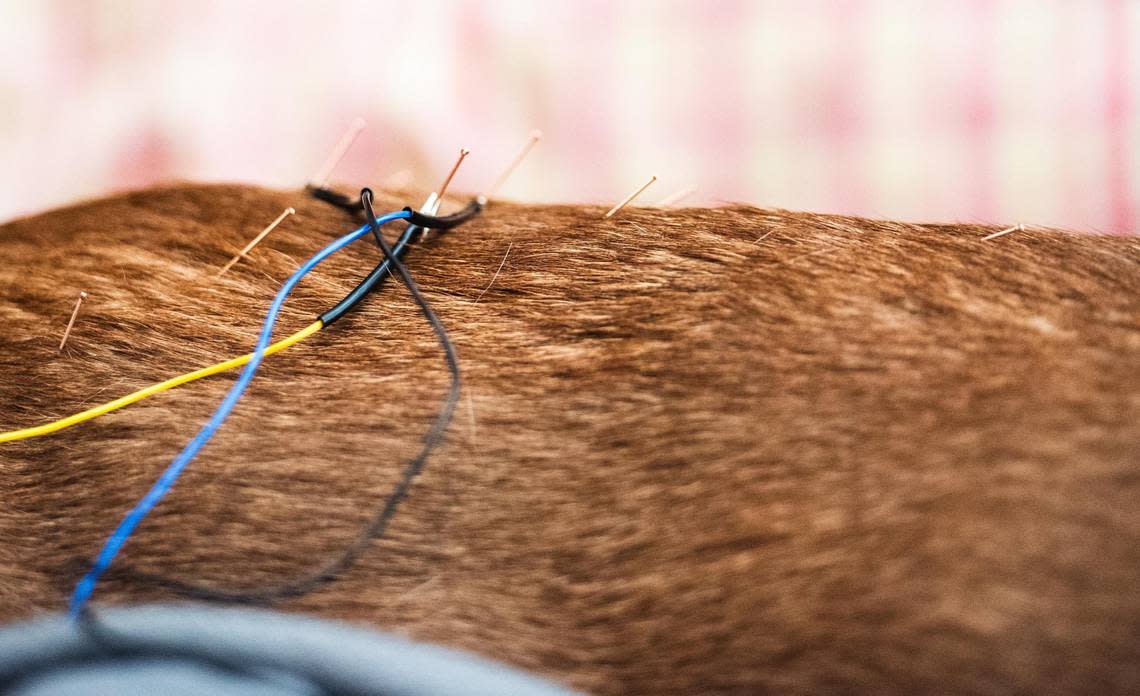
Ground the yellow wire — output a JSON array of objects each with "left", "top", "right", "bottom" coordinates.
[{"left": 0, "top": 320, "right": 323, "bottom": 444}]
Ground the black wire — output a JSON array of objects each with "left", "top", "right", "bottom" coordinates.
[
  {"left": 316, "top": 192, "right": 483, "bottom": 326},
  {"left": 305, "top": 182, "right": 483, "bottom": 232},
  {"left": 304, "top": 184, "right": 364, "bottom": 216},
  {"left": 303, "top": 182, "right": 416, "bottom": 327},
  {"left": 403, "top": 200, "right": 484, "bottom": 230},
  {"left": 319, "top": 222, "right": 419, "bottom": 326},
  {"left": 112, "top": 189, "right": 464, "bottom": 605}
]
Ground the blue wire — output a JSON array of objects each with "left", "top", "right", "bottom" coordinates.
[{"left": 69, "top": 209, "right": 412, "bottom": 617}]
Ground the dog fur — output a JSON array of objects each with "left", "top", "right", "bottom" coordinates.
[{"left": 1, "top": 183, "right": 1138, "bottom": 694}]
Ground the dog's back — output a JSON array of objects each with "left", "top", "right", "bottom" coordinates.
[{"left": 1, "top": 183, "right": 1138, "bottom": 694}]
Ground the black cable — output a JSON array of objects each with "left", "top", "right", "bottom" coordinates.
[
  {"left": 403, "top": 199, "right": 483, "bottom": 230},
  {"left": 114, "top": 189, "right": 464, "bottom": 605},
  {"left": 319, "top": 222, "right": 418, "bottom": 326},
  {"left": 304, "top": 184, "right": 364, "bottom": 216},
  {"left": 304, "top": 182, "right": 414, "bottom": 327},
  {"left": 314, "top": 190, "right": 483, "bottom": 326},
  {"left": 305, "top": 182, "right": 484, "bottom": 231}
]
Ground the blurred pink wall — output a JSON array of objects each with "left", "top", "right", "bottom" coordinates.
[{"left": 0, "top": 0, "right": 1136, "bottom": 232}]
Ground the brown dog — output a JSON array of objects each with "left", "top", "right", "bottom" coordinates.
[{"left": 1, "top": 183, "right": 1138, "bottom": 694}]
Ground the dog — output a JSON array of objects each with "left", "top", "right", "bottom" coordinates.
[{"left": 1, "top": 183, "right": 1137, "bottom": 694}]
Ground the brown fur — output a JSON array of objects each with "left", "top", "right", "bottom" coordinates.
[{"left": 1, "top": 183, "right": 1139, "bottom": 694}]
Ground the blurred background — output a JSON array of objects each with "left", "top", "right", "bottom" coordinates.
[{"left": 0, "top": 0, "right": 1136, "bottom": 232}]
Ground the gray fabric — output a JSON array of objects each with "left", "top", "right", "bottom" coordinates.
[{"left": 0, "top": 604, "right": 579, "bottom": 696}]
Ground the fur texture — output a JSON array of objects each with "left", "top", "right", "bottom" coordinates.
[{"left": 1, "top": 183, "right": 1138, "bottom": 694}]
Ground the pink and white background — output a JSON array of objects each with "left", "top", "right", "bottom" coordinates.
[{"left": 1, "top": 0, "right": 1137, "bottom": 232}]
